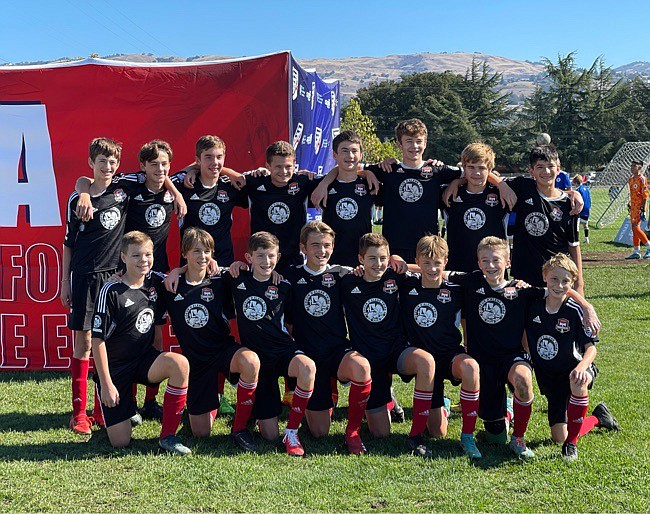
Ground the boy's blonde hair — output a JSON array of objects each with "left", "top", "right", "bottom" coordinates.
[
  {"left": 395, "top": 118, "right": 427, "bottom": 142},
  {"left": 461, "top": 143, "right": 495, "bottom": 171},
  {"left": 416, "top": 234, "right": 448, "bottom": 261},
  {"left": 89, "top": 137, "right": 121, "bottom": 162},
  {"left": 181, "top": 227, "right": 215, "bottom": 257},
  {"left": 300, "top": 221, "right": 335, "bottom": 246},
  {"left": 477, "top": 236, "right": 510, "bottom": 259},
  {"left": 571, "top": 174, "right": 583, "bottom": 186},
  {"left": 121, "top": 230, "right": 153, "bottom": 254},
  {"left": 266, "top": 141, "right": 295, "bottom": 163},
  {"left": 248, "top": 231, "right": 280, "bottom": 253},
  {"left": 139, "top": 139, "right": 173, "bottom": 164},
  {"left": 195, "top": 135, "right": 226, "bottom": 158},
  {"left": 542, "top": 253, "right": 579, "bottom": 282},
  {"left": 358, "top": 232, "right": 389, "bottom": 258}
]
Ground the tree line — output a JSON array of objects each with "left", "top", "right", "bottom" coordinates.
[{"left": 342, "top": 53, "right": 650, "bottom": 172}]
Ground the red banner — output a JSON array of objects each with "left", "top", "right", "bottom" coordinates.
[{"left": 0, "top": 53, "right": 290, "bottom": 370}]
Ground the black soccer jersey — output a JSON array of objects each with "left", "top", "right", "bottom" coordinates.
[
  {"left": 447, "top": 270, "right": 545, "bottom": 364},
  {"left": 507, "top": 177, "right": 580, "bottom": 286},
  {"left": 172, "top": 173, "right": 248, "bottom": 266},
  {"left": 366, "top": 162, "right": 462, "bottom": 251},
  {"left": 443, "top": 184, "right": 509, "bottom": 272},
  {"left": 92, "top": 272, "right": 166, "bottom": 368},
  {"left": 245, "top": 174, "right": 320, "bottom": 259},
  {"left": 64, "top": 180, "right": 133, "bottom": 274},
  {"left": 525, "top": 297, "right": 597, "bottom": 376},
  {"left": 159, "top": 272, "right": 235, "bottom": 363},
  {"left": 118, "top": 173, "right": 175, "bottom": 272},
  {"left": 341, "top": 268, "right": 408, "bottom": 362},
  {"left": 321, "top": 177, "right": 375, "bottom": 267},
  {"left": 223, "top": 270, "right": 295, "bottom": 360},
  {"left": 398, "top": 274, "right": 464, "bottom": 355},
  {"left": 283, "top": 264, "right": 350, "bottom": 359}
]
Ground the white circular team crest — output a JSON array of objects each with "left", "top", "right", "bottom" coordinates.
[
  {"left": 336, "top": 197, "right": 358, "bottom": 220},
  {"left": 304, "top": 290, "right": 331, "bottom": 317},
  {"left": 414, "top": 302, "right": 437, "bottom": 327},
  {"left": 199, "top": 203, "right": 221, "bottom": 226},
  {"left": 478, "top": 298, "right": 506, "bottom": 324},
  {"left": 524, "top": 212, "right": 549, "bottom": 236},
  {"left": 463, "top": 208, "right": 486, "bottom": 230},
  {"left": 93, "top": 315, "right": 102, "bottom": 329},
  {"left": 536, "top": 335, "right": 559, "bottom": 360},
  {"left": 145, "top": 204, "right": 166, "bottom": 228},
  {"left": 184, "top": 303, "right": 209, "bottom": 329},
  {"left": 135, "top": 308, "right": 154, "bottom": 334},
  {"left": 242, "top": 296, "right": 267, "bottom": 321},
  {"left": 398, "top": 179, "right": 424, "bottom": 203},
  {"left": 268, "top": 202, "right": 290, "bottom": 224},
  {"left": 363, "top": 298, "right": 388, "bottom": 323},
  {"left": 99, "top": 207, "right": 121, "bottom": 230}
]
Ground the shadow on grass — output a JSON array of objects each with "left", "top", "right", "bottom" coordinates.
[
  {"left": 589, "top": 290, "right": 650, "bottom": 300},
  {"left": 0, "top": 371, "right": 68, "bottom": 383},
  {"left": 0, "top": 412, "right": 71, "bottom": 432}
]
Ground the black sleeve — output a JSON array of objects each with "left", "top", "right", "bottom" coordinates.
[
  {"left": 364, "top": 163, "right": 385, "bottom": 183},
  {"left": 445, "top": 271, "right": 470, "bottom": 288},
  {"left": 92, "top": 284, "right": 117, "bottom": 340},
  {"left": 63, "top": 194, "right": 80, "bottom": 249},
  {"left": 440, "top": 166, "right": 462, "bottom": 184}
]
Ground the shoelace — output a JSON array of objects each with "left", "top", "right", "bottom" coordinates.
[{"left": 284, "top": 430, "right": 300, "bottom": 446}]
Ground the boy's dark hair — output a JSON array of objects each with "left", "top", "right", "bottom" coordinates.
[
  {"left": 395, "top": 118, "right": 427, "bottom": 142},
  {"left": 195, "top": 135, "right": 226, "bottom": 158},
  {"left": 181, "top": 227, "right": 215, "bottom": 257},
  {"left": 529, "top": 144, "right": 560, "bottom": 167},
  {"left": 121, "top": 230, "right": 153, "bottom": 254},
  {"left": 358, "top": 232, "right": 390, "bottom": 258},
  {"left": 139, "top": 140, "right": 173, "bottom": 164},
  {"left": 300, "top": 221, "right": 335, "bottom": 246},
  {"left": 89, "top": 137, "right": 122, "bottom": 162},
  {"left": 266, "top": 141, "right": 295, "bottom": 163},
  {"left": 248, "top": 231, "right": 280, "bottom": 253},
  {"left": 332, "top": 130, "right": 363, "bottom": 153}
]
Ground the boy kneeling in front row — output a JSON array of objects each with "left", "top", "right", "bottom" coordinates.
[{"left": 92, "top": 231, "right": 191, "bottom": 455}]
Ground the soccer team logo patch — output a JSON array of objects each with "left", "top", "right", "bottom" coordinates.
[
  {"left": 420, "top": 166, "right": 433, "bottom": 178},
  {"left": 135, "top": 308, "right": 154, "bottom": 334},
  {"left": 463, "top": 208, "right": 486, "bottom": 230},
  {"left": 537, "top": 335, "right": 559, "bottom": 360},
  {"left": 185, "top": 303, "right": 209, "bottom": 329},
  {"left": 148, "top": 287, "right": 158, "bottom": 302},
  {"left": 243, "top": 296, "right": 266, "bottom": 321},
  {"left": 99, "top": 207, "right": 121, "bottom": 230},
  {"left": 524, "top": 212, "right": 549, "bottom": 236},
  {"left": 265, "top": 285, "right": 279, "bottom": 300},
  {"left": 199, "top": 203, "right": 221, "bottom": 226},
  {"left": 486, "top": 193, "right": 498, "bottom": 207},
  {"left": 145, "top": 204, "right": 166, "bottom": 228},
  {"left": 163, "top": 190, "right": 174, "bottom": 203},
  {"left": 355, "top": 184, "right": 367, "bottom": 196},
  {"left": 478, "top": 298, "right": 506, "bottom": 324},
  {"left": 363, "top": 298, "right": 388, "bottom": 323},
  {"left": 437, "top": 289, "right": 451, "bottom": 303},
  {"left": 383, "top": 279, "right": 398, "bottom": 294},
  {"left": 414, "top": 302, "right": 438, "bottom": 327},
  {"left": 304, "top": 290, "right": 331, "bottom": 317},
  {"left": 556, "top": 318, "right": 570, "bottom": 333},
  {"left": 93, "top": 315, "right": 102, "bottom": 330},
  {"left": 398, "top": 178, "right": 424, "bottom": 203},
  {"left": 550, "top": 207, "right": 563, "bottom": 222},
  {"left": 268, "top": 202, "right": 290, "bottom": 224},
  {"left": 336, "top": 198, "right": 358, "bottom": 220},
  {"left": 322, "top": 273, "right": 336, "bottom": 287},
  {"left": 288, "top": 182, "right": 300, "bottom": 195},
  {"left": 200, "top": 288, "right": 214, "bottom": 302},
  {"left": 113, "top": 189, "right": 127, "bottom": 202},
  {"left": 217, "top": 190, "right": 229, "bottom": 203},
  {"left": 504, "top": 287, "right": 518, "bottom": 300}
]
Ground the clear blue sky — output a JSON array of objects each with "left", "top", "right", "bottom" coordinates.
[{"left": 1, "top": 0, "right": 648, "bottom": 68}]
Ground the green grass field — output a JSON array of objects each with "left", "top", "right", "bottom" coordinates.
[{"left": 1, "top": 225, "right": 649, "bottom": 512}]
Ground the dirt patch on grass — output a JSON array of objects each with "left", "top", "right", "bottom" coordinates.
[{"left": 582, "top": 251, "right": 648, "bottom": 266}]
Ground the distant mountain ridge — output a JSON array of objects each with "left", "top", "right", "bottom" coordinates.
[{"left": 4, "top": 51, "right": 648, "bottom": 104}]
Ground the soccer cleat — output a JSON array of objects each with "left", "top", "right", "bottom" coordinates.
[
  {"left": 281, "top": 391, "right": 294, "bottom": 408},
  {"left": 408, "top": 435, "right": 432, "bottom": 458},
  {"left": 231, "top": 429, "right": 258, "bottom": 452},
  {"left": 584, "top": 237, "right": 590, "bottom": 244},
  {"left": 625, "top": 252, "right": 641, "bottom": 260},
  {"left": 69, "top": 414, "right": 92, "bottom": 435},
  {"left": 562, "top": 441, "right": 578, "bottom": 462},
  {"left": 283, "top": 429, "right": 305, "bottom": 456},
  {"left": 140, "top": 399, "right": 164, "bottom": 421},
  {"left": 644, "top": 248, "right": 650, "bottom": 259},
  {"left": 159, "top": 435, "right": 192, "bottom": 456},
  {"left": 592, "top": 402, "right": 621, "bottom": 431},
  {"left": 460, "top": 433, "right": 482, "bottom": 459},
  {"left": 443, "top": 396, "right": 452, "bottom": 418},
  {"left": 390, "top": 388, "right": 405, "bottom": 423},
  {"left": 345, "top": 430, "right": 367, "bottom": 455},
  {"left": 130, "top": 412, "right": 143, "bottom": 426},
  {"left": 509, "top": 435, "right": 535, "bottom": 460},
  {"left": 219, "top": 395, "right": 236, "bottom": 416}
]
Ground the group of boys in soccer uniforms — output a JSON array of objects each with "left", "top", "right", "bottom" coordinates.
[{"left": 62, "top": 118, "right": 620, "bottom": 461}]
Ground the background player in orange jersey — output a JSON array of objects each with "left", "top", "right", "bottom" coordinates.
[{"left": 625, "top": 160, "right": 650, "bottom": 259}]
